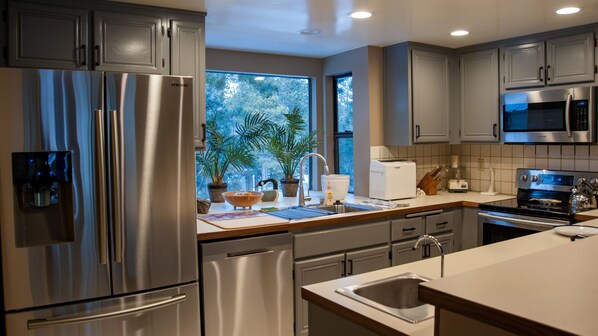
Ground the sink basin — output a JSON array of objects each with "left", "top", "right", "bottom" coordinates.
[
  {"left": 266, "top": 203, "right": 379, "bottom": 220},
  {"left": 335, "top": 272, "right": 434, "bottom": 323}
]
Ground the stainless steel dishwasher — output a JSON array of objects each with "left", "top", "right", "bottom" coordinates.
[{"left": 201, "top": 232, "right": 293, "bottom": 336}]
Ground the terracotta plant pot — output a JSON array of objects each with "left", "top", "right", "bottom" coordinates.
[
  {"left": 207, "top": 183, "right": 228, "bottom": 203},
  {"left": 280, "top": 179, "right": 299, "bottom": 197}
]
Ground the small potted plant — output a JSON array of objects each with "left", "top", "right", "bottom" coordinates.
[
  {"left": 264, "top": 106, "right": 319, "bottom": 197},
  {"left": 196, "top": 113, "right": 270, "bottom": 202}
]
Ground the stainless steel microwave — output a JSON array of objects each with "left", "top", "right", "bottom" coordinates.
[{"left": 501, "top": 86, "right": 595, "bottom": 143}]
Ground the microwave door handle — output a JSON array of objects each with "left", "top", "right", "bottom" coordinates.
[{"left": 565, "top": 94, "right": 572, "bottom": 137}]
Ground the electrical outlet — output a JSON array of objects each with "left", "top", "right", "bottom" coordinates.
[{"left": 478, "top": 158, "right": 485, "bottom": 171}]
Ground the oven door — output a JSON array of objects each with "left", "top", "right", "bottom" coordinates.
[
  {"left": 501, "top": 86, "right": 594, "bottom": 143},
  {"left": 478, "top": 211, "right": 572, "bottom": 245}
]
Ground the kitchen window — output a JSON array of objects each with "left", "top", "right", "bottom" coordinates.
[
  {"left": 197, "top": 71, "right": 312, "bottom": 198},
  {"left": 333, "top": 74, "right": 354, "bottom": 193}
]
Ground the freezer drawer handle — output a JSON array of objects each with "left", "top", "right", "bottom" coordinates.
[{"left": 27, "top": 294, "right": 186, "bottom": 330}]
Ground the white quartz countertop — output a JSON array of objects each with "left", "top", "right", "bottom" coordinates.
[{"left": 302, "top": 222, "right": 598, "bottom": 336}]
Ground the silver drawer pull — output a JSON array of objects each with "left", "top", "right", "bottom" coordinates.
[
  {"left": 436, "top": 221, "right": 449, "bottom": 227},
  {"left": 402, "top": 227, "right": 416, "bottom": 232}
]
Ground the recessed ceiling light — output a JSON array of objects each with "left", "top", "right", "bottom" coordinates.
[
  {"left": 451, "top": 30, "right": 469, "bottom": 37},
  {"left": 348, "top": 11, "right": 373, "bottom": 19},
  {"left": 298, "top": 28, "right": 321, "bottom": 36},
  {"left": 254, "top": 76, "right": 265, "bottom": 81},
  {"left": 556, "top": 7, "right": 580, "bottom": 15}
]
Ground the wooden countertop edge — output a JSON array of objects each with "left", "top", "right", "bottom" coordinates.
[
  {"left": 301, "top": 287, "right": 408, "bottom": 336},
  {"left": 197, "top": 201, "right": 469, "bottom": 241},
  {"left": 418, "top": 285, "right": 575, "bottom": 336}
]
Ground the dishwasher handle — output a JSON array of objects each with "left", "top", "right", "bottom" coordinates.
[{"left": 226, "top": 249, "right": 274, "bottom": 259}]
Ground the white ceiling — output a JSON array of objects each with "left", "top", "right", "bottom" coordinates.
[{"left": 117, "top": 0, "right": 598, "bottom": 58}]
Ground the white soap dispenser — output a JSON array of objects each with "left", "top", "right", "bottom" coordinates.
[{"left": 324, "top": 182, "right": 334, "bottom": 206}]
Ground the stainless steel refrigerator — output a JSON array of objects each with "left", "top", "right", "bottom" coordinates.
[{"left": 0, "top": 68, "right": 200, "bottom": 335}]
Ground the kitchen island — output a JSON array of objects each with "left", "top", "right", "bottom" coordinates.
[{"left": 302, "top": 219, "right": 598, "bottom": 336}]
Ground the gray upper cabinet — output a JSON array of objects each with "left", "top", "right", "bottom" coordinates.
[
  {"left": 460, "top": 49, "right": 499, "bottom": 142},
  {"left": 93, "top": 11, "right": 162, "bottom": 74},
  {"left": 8, "top": 2, "right": 88, "bottom": 69},
  {"left": 384, "top": 43, "right": 451, "bottom": 146},
  {"left": 412, "top": 49, "right": 450, "bottom": 143},
  {"left": 546, "top": 32, "right": 595, "bottom": 86},
  {"left": 503, "top": 32, "right": 595, "bottom": 89},
  {"left": 170, "top": 19, "right": 206, "bottom": 149}
]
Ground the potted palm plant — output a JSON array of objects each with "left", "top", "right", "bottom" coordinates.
[
  {"left": 264, "top": 106, "right": 319, "bottom": 197},
  {"left": 196, "top": 113, "right": 270, "bottom": 202}
]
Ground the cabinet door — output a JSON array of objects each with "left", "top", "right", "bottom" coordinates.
[
  {"left": 346, "top": 245, "right": 390, "bottom": 276},
  {"left": 294, "top": 254, "right": 345, "bottom": 336},
  {"left": 170, "top": 19, "right": 206, "bottom": 149},
  {"left": 8, "top": 2, "right": 88, "bottom": 69},
  {"left": 547, "top": 32, "right": 595, "bottom": 86},
  {"left": 429, "top": 233, "right": 454, "bottom": 257},
  {"left": 93, "top": 11, "right": 162, "bottom": 73},
  {"left": 412, "top": 49, "right": 450, "bottom": 143},
  {"left": 391, "top": 240, "right": 423, "bottom": 266},
  {"left": 503, "top": 42, "right": 545, "bottom": 89},
  {"left": 460, "top": 49, "right": 499, "bottom": 142}
]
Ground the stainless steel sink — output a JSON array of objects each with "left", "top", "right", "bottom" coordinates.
[
  {"left": 266, "top": 203, "right": 379, "bottom": 220},
  {"left": 335, "top": 272, "right": 434, "bottom": 323}
]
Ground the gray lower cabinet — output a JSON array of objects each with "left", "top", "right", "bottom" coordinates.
[
  {"left": 170, "top": 19, "right": 206, "bottom": 149},
  {"left": 293, "top": 221, "right": 390, "bottom": 336},
  {"left": 503, "top": 31, "right": 595, "bottom": 89},
  {"left": 8, "top": 2, "right": 88, "bottom": 69},
  {"left": 459, "top": 49, "right": 499, "bottom": 142},
  {"left": 93, "top": 11, "right": 162, "bottom": 73}
]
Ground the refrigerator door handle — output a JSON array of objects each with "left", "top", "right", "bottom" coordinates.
[
  {"left": 109, "top": 109, "right": 124, "bottom": 263},
  {"left": 94, "top": 109, "right": 108, "bottom": 265},
  {"left": 27, "top": 294, "right": 187, "bottom": 330}
]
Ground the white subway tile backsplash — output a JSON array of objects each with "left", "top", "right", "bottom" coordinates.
[
  {"left": 501, "top": 145, "right": 512, "bottom": 157},
  {"left": 451, "top": 144, "right": 460, "bottom": 155},
  {"left": 561, "top": 159, "right": 575, "bottom": 170},
  {"left": 491, "top": 156, "right": 501, "bottom": 167},
  {"left": 512, "top": 157, "right": 524, "bottom": 169},
  {"left": 389, "top": 146, "right": 399, "bottom": 158},
  {"left": 535, "top": 145, "right": 548, "bottom": 158},
  {"left": 461, "top": 144, "right": 471, "bottom": 155},
  {"left": 523, "top": 158, "right": 535, "bottom": 168},
  {"left": 423, "top": 144, "right": 432, "bottom": 156},
  {"left": 398, "top": 146, "right": 408, "bottom": 158},
  {"left": 470, "top": 179, "right": 481, "bottom": 192},
  {"left": 548, "top": 145, "right": 561, "bottom": 158},
  {"left": 500, "top": 168, "right": 512, "bottom": 182},
  {"left": 575, "top": 159, "right": 589, "bottom": 171},
  {"left": 480, "top": 180, "right": 490, "bottom": 191},
  {"left": 471, "top": 144, "right": 480, "bottom": 156},
  {"left": 431, "top": 144, "right": 439, "bottom": 156},
  {"left": 500, "top": 181, "right": 512, "bottom": 195},
  {"left": 561, "top": 145, "right": 575, "bottom": 159},
  {"left": 512, "top": 145, "right": 524, "bottom": 158},
  {"left": 439, "top": 144, "right": 447, "bottom": 155},
  {"left": 590, "top": 160, "right": 598, "bottom": 171},
  {"left": 524, "top": 145, "right": 535, "bottom": 157},
  {"left": 471, "top": 168, "right": 481, "bottom": 180},
  {"left": 481, "top": 168, "right": 491, "bottom": 180},
  {"left": 590, "top": 146, "right": 598, "bottom": 158},
  {"left": 535, "top": 158, "right": 548, "bottom": 169},
  {"left": 575, "top": 145, "right": 589, "bottom": 159},
  {"left": 500, "top": 157, "right": 512, "bottom": 169},
  {"left": 408, "top": 146, "right": 417, "bottom": 157},
  {"left": 548, "top": 159, "right": 561, "bottom": 170},
  {"left": 491, "top": 145, "right": 501, "bottom": 157},
  {"left": 416, "top": 145, "right": 425, "bottom": 157}
]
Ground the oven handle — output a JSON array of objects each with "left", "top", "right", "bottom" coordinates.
[{"left": 478, "top": 211, "right": 570, "bottom": 229}]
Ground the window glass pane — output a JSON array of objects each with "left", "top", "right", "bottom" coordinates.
[
  {"left": 197, "top": 72, "right": 311, "bottom": 199},
  {"left": 337, "top": 137, "right": 354, "bottom": 193},
  {"left": 336, "top": 76, "right": 353, "bottom": 133}
]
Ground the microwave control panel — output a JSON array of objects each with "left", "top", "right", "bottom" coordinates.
[{"left": 571, "top": 100, "right": 589, "bottom": 131}]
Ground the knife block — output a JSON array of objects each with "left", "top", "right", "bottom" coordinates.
[{"left": 417, "top": 172, "right": 440, "bottom": 195}]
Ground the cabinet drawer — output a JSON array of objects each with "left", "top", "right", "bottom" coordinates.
[
  {"left": 425, "top": 212, "right": 453, "bottom": 234},
  {"left": 391, "top": 217, "right": 424, "bottom": 241},
  {"left": 294, "top": 221, "right": 389, "bottom": 259}
]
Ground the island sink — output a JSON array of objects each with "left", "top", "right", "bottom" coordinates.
[{"left": 335, "top": 272, "right": 434, "bottom": 323}]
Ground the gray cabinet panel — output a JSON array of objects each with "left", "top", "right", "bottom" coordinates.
[
  {"left": 8, "top": 2, "right": 87, "bottom": 69},
  {"left": 294, "top": 254, "right": 344, "bottom": 336},
  {"left": 390, "top": 217, "right": 424, "bottom": 241},
  {"left": 346, "top": 245, "right": 390, "bottom": 276},
  {"left": 294, "top": 221, "right": 389, "bottom": 259},
  {"left": 460, "top": 49, "right": 499, "bottom": 142},
  {"left": 503, "top": 42, "right": 545, "bottom": 89},
  {"left": 170, "top": 19, "right": 206, "bottom": 149},
  {"left": 93, "top": 11, "right": 162, "bottom": 73},
  {"left": 391, "top": 240, "right": 423, "bottom": 266},
  {"left": 429, "top": 232, "right": 454, "bottom": 257},
  {"left": 412, "top": 49, "right": 450, "bottom": 143},
  {"left": 547, "top": 32, "right": 595, "bottom": 85},
  {"left": 425, "top": 211, "right": 455, "bottom": 234}
]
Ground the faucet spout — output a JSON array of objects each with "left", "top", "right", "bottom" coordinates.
[
  {"left": 412, "top": 234, "right": 445, "bottom": 278},
  {"left": 298, "top": 153, "right": 330, "bottom": 207}
]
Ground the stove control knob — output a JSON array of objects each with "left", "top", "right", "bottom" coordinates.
[
  {"left": 532, "top": 175, "right": 539, "bottom": 182},
  {"left": 520, "top": 174, "right": 528, "bottom": 182}
]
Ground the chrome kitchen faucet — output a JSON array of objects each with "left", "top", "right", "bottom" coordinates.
[
  {"left": 413, "top": 234, "right": 445, "bottom": 278},
  {"left": 298, "top": 153, "right": 329, "bottom": 207}
]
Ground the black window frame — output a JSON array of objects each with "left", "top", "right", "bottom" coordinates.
[{"left": 332, "top": 73, "right": 353, "bottom": 190}]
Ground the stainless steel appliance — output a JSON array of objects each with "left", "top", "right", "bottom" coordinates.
[
  {"left": 0, "top": 68, "right": 200, "bottom": 335},
  {"left": 201, "top": 233, "right": 293, "bottom": 336},
  {"left": 501, "top": 86, "right": 595, "bottom": 143},
  {"left": 477, "top": 168, "right": 598, "bottom": 245}
]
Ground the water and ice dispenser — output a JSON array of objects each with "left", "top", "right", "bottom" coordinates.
[{"left": 12, "top": 151, "right": 74, "bottom": 247}]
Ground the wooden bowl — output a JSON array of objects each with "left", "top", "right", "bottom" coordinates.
[{"left": 222, "top": 191, "right": 263, "bottom": 209}]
